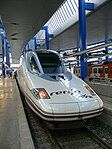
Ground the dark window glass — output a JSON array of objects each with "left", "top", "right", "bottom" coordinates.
[
  {"left": 93, "top": 68, "right": 97, "bottom": 73},
  {"left": 105, "top": 68, "right": 108, "bottom": 74},
  {"left": 36, "top": 51, "right": 63, "bottom": 74},
  {"left": 98, "top": 68, "right": 102, "bottom": 73},
  {"left": 110, "top": 67, "right": 112, "bottom": 73},
  {"left": 29, "top": 56, "right": 40, "bottom": 73}
]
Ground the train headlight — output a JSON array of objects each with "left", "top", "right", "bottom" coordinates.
[
  {"left": 31, "top": 88, "right": 50, "bottom": 99},
  {"left": 85, "top": 85, "right": 96, "bottom": 96}
]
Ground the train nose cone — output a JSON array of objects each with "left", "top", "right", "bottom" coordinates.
[
  {"left": 50, "top": 102, "right": 79, "bottom": 114},
  {"left": 78, "top": 100, "right": 101, "bottom": 114},
  {"left": 50, "top": 102, "right": 80, "bottom": 121}
]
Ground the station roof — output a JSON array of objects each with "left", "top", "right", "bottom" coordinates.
[
  {"left": 36, "top": 0, "right": 107, "bottom": 46},
  {"left": 49, "top": 0, "right": 112, "bottom": 51},
  {"left": 0, "top": 0, "right": 64, "bottom": 61},
  {"left": 0, "top": 0, "right": 111, "bottom": 63}
]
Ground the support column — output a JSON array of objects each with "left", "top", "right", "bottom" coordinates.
[
  {"left": 105, "top": 39, "right": 109, "bottom": 62},
  {"left": 41, "top": 26, "right": 54, "bottom": 50},
  {"left": 78, "top": 0, "right": 94, "bottom": 80},
  {"left": 33, "top": 37, "right": 40, "bottom": 50},
  {"left": 6, "top": 39, "right": 10, "bottom": 67},
  {"left": 44, "top": 26, "right": 49, "bottom": 50},
  {"left": 2, "top": 36, "right": 5, "bottom": 77},
  {"left": 79, "top": 0, "right": 87, "bottom": 80}
]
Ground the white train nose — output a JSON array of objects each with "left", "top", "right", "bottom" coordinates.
[
  {"left": 78, "top": 100, "right": 100, "bottom": 113},
  {"left": 50, "top": 102, "right": 79, "bottom": 114},
  {"left": 49, "top": 100, "right": 102, "bottom": 121},
  {"left": 49, "top": 102, "right": 80, "bottom": 121}
]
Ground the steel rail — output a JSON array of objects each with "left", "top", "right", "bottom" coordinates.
[{"left": 85, "top": 127, "right": 112, "bottom": 149}]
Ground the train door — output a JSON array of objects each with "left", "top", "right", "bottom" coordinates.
[{"left": 104, "top": 66, "right": 108, "bottom": 78}]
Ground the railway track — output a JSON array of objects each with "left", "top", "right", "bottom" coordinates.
[
  {"left": 84, "top": 127, "right": 112, "bottom": 149},
  {"left": 17, "top": 83, "right": 112, "bottom": 149},
  {"left": 48, "top": 127, "right": 112, "bottom": 149},
  {"left": 23, "top": 98, "right": 112, "bottom": 149}
]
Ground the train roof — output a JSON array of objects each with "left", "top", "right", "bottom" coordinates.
[{"left": 89, "top": 61, "right": 112, "bottom": 67}]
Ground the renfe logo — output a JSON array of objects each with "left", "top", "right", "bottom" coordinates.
[
  {"left": 50, "top": 89, "right": 93, "bottom": 98},
  {"left": 50, "top": 90, "right": 75, "bottom": 96}
]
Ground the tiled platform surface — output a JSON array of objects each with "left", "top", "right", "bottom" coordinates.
[{"left": 0, "top": 78, "right": 34, "bottom": 149}]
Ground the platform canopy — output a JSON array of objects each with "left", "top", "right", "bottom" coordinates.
[{"left": 0, "top": 0, "right": 64, "bottom": 61}]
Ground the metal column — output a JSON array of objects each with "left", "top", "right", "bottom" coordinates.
[
  {"left": 41, "top": 26, "right": 49, "bottom": 49},
  {"left": 78, "top": 0, "right": 94, "bottom": 80},
  {"left": 2, "top": 36, "right": 5, "bottom": 77},
  {"left": 105, "top": 39, "right": 109, "bottom": 62},
  {"left": 41, "top": 26, "right": 54, "bottom": 50},
  {"left": 6, "top": 39, "right": 10, "bottom": 67},
  {"left": 79, "top": 0, "right": 87, "bottom": 80}
]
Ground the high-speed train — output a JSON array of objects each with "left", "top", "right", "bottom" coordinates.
[{"left": 17, "top": 49, "right": 103, "bottom": 121}]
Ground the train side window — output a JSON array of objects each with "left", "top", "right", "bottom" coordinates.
[
  {"left": 98, "top": 68, "right": 102, "bottom": 73},
  {"left": 110, "top": 67, "right": 112, "bottom": 73},
  {"left": 105, "top": 68, "right": 108, "bottom": 74},
  {"left": 93, "top": 68, "right": 97, "bottom": 73},
  {"left": 29, "top": 56, "right": 40, "bottom": 73}
]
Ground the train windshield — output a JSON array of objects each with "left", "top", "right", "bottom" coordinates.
[{"left": 36, "top": 51, "right": 64, "bottom": 74}]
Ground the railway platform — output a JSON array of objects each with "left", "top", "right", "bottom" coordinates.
[{"left": 0, "top": 78, "right": 34, "bottom": 149}]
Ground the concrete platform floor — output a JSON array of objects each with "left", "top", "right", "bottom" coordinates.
[{"left": 0, "top": 78, "right": 34, "bottom": 149}]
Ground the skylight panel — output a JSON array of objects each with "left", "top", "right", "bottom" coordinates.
[
  {"left": 57, "top": 10, "right": 65, "bottom": 24},
  {"left": 51, "top": 14, "right": 59, "bottom": 30},
  {"left": 58, "top": 8, "right": 67, "bottom": 22},
  {"left": 68, "top": 0, "right": 76, "bottom": 14},
  {"left": 62, "top": 3, "right": 70, "bottom": 19},
  {"left": 73, "top": 0, "right": 78, "bottom": 8},
  {"left": 66, "top": 0, "right": 75, "bottom": 15},
  {"left": 63, "top": 2, "right": 71, "bottom": 18},
  {"left": 28, "top": 0, "right": 108, "bottom": 49},
  {"left": 70, "top": 0, "right": 78, "bottom": 12},
  {"left": 56, "top": 11, "right": 63, "bottom": 25},
  {"left": 50, "top": 16, "right": 56, "bottom": 28}
]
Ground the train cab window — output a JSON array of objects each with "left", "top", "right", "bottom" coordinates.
[
  {"left": 29, "top": 56, "right": 40, "bottom": 73},
  {"left": 37, "top": 51, "right": 64, "bottom": 74},
  {"left": 105, "top": 68, "right": 108, "bottom": 74}
]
